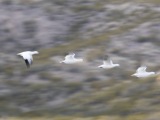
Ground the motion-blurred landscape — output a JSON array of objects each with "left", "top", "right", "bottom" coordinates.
[{"left": 0, "top": 0, "right": 160, "bottom": 120}]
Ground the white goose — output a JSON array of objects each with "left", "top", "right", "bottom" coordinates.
[
  {"left": 60, "top": 53, "right": 83, "bottom": 64},
  {"left": 17, "top": 51, "right": 39, "bottom": 68},
  {"left": 98, "top": 56, "right": 120, "bottom": 69},
  {"left": 131, "top": 66, "right": 155, "bottom": 78}
]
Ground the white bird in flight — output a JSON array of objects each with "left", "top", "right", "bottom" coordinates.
[
  {"left": 60, "top": 53, "right": 83, "bottom": 64},
  {"left": 131, "top": 66, "right": 155, "bottom": 78},
  {"left": 98, "top": 56, "right": 120, "bottom": 69},
  {"left": 17, "top": 51, "right": 39, "bottom": 68}
]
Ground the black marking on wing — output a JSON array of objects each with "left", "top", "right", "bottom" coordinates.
[{"left": 24, "top": 59, "right": 30, "bottom": 68}]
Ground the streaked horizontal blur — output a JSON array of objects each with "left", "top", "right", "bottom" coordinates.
[{"left": 0, "top": 0, "right": 160, "bottom": 120}]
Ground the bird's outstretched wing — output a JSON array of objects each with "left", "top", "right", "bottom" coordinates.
[
  {"left": 65, "top": 53, "right": 75, "bottom": 60},
  {"left": 23, "top": 54, "right": 33, "bottom": 68},
  {"left": 24, "top": 59, "right": 30, "bottom": 68},
  {"left": 103, "top": 61, "right": 107, "bottom": 65},
  {"left": 137, "top": 66, "right": 147, "bottom": 73},
  {"left": 104, "top": 55, "right": 112, "bottom": 65},
  {"left": 24, "top": 57, "right": 33, "bottom": 68}
]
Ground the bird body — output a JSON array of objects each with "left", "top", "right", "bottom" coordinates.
[
  {"left": 60, "top": 53, "right": 83, "bottom": 64},
  {"left": 98, "top": 57, "right": 120, "bottom": 69},
  {"left": 131, "top": 66, "right": 155, "bottom": 78},
  {"left": 17, "top": 51, "right": 39, "bottom": 68}
]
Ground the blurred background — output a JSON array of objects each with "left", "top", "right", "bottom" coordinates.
[{"left": 0, "top": 0, "right": 160, "bottom": 120}]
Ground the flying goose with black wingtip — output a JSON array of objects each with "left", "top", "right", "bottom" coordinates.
[{"left": 17, "top": 51, "right": 39, "bottom": 68}]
